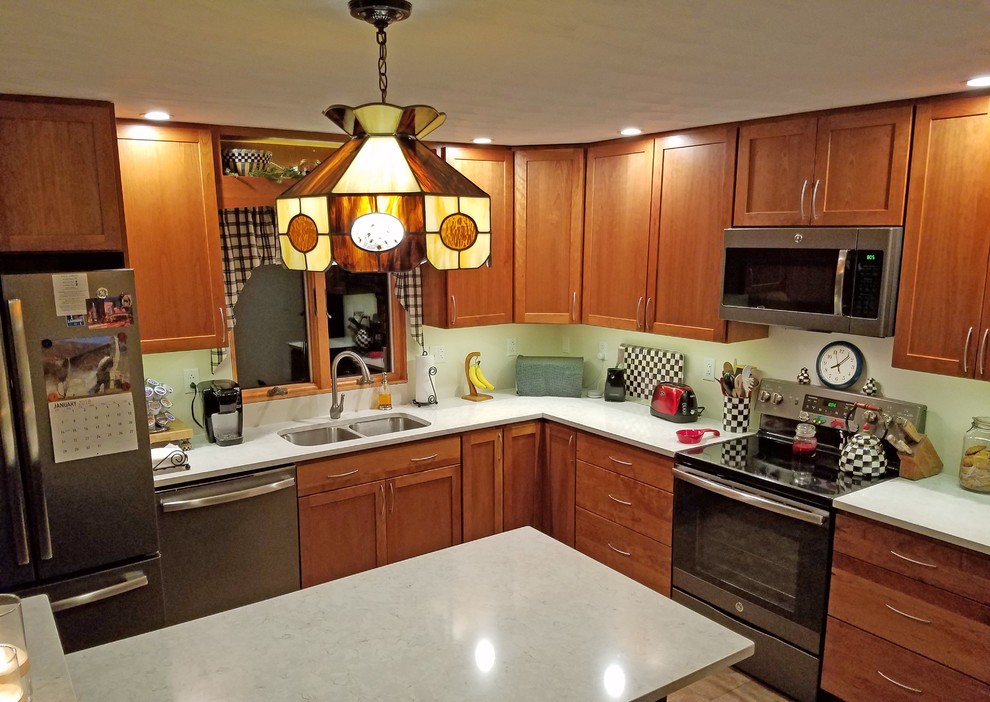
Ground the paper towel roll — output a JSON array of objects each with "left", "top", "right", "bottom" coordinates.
[{"left": 415, "top": 354, "right": 437, "bottom": 404}]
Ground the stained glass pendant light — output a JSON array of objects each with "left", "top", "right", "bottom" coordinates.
[{"left": 276, "top": 0, "right": 492, "bottom": 273}]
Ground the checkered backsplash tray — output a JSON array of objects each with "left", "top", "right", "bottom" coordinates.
[{"left": 617, "top": 344, "right": 685, "bottom": 401}]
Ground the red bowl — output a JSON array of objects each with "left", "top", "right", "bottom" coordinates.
[{"left": 676, "top": 428, "right": 720, "bottom": 444}]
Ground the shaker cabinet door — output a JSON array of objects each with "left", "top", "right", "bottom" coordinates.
[{"left": 386, "top": 465, "right": 462, "bottom": 564}]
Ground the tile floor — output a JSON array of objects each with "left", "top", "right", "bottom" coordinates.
[{"left": 669, "top": 666, "right": 793, "bottom": 702}]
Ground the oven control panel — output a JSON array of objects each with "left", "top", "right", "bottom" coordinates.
[{"left": 754, "top": 378, "right": 927, "bottom": 434}]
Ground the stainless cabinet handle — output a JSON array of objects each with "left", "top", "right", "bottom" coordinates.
[
  {"left": 326, "top": 469, "right": 359, "bottom": 479},
  {"left": 497, "top": 431, "right": 502, "bottom": 458},
  {"left": 608, "top": 456, "right": 633, "bottom": 466},
  {"left": 607, "top": 543, "right": 631, "bottom": 557},
  {"left": 811, "top": 179, "right": 821, "bottom": 220},
  {"left": 980, "top": 329, "right": 989, "bottom": 377},
  {"left": 411, "top": 454, "right": 438, "bottom": 462},
  {"left": 50, "top": 572, "right": 149, "bottom": 612},
  {"left": 0, "top": 327, "right": 29, "bottom": 566},
  {"left": 380, "top": 484, "right": 386, "bottom": 518},
  {"left": 889, "top": 550, "right": 937, "bottom": 569},
  {"left": 800, "top": 179, "right": 808, "bottom": 220},
  {"left": 884, "top": 604, "right": 931, "bottom": 624},
  {"left": 450, "top": 295, "right": 457, "bottom": 326},
  {"left": 160, "top": 477, "right": 296, "bottom": 512},
  {"left": 964, "top": 326, "right": 974, "bottom": 374},
  {"left": 635, "top": 296, "right": 644, "bottom": 330},
  {"left": 567, "top": 433, "right": 574, "bottom": 461},
  {"left": 645, "top": 297, "right": 653, "bottom": 330},
  {"left": 9, "top": 300, "right": 52, "bottom": 560},
  {"left": 607, "top": 494, "right": 632, "bottom": 506},
  {"left": 389, "top": 482, "right": 395, "bottom": 513},
  {"left": 876, "top": 670, "right": 922, "bottom": 694},
  {"left": 571, "top": 291, "right": 577, "bottom": 322},
  {"left": 219, "top": 306, "right": 227, "bottom": 346}
]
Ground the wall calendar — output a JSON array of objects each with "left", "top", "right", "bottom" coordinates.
[{"left": 49, "top": 393, "right": 138, "bottom": 463}]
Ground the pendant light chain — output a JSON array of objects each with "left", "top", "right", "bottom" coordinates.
[{"left": 377, "top": 27, "right": 388, "bottom": 103}]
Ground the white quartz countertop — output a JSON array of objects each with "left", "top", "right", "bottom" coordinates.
[
  {"left": 154, "top": 392, "right": 733, "bottom": 488},
  {"left": 66, "top": 528, "right": 753, "bottom": 702},
  {"left": 21, "top": 596, "right": 77, "bottom": 702},
  {"left": 834, "top": 471, "right": 990, "bottom": 555}
]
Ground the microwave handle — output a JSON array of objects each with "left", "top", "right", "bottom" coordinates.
[{"left": 834, "top": 249, "right": 850, "bottom": 316}]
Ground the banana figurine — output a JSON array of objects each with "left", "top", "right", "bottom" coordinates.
[{"left": 471, "top": 360, "right": 495, "bottom": 390}]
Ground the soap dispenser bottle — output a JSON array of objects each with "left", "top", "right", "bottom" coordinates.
[{"left": 377, "top": 373, "right": 392, "bottom": 410}]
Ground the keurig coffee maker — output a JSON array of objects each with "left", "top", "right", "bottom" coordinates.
[{"left": 199, "top": 379, "right": 243, "bottom": 446}]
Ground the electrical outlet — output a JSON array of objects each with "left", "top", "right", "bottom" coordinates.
[
  {"left": 429, "top": 345, "right": 447, "bottom": 363},
  {"left": 703, "top": 357, "right": 717, "bottom": 382},
  {"left": 561, "top": 335, "right": 570, "bottom": 353},
  {"left": 183, "top": 368, "right": 200, "bottom": 393},
  {"left": 598, "top": 341, "right": 608, "bottom": 358},
  {"left": 507, "top": 337, "right": 517, "bottom": 356}
]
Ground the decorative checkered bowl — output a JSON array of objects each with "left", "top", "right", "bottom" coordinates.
[
  {"left": 222, "top": 148, "right": 272, "bottom": 176},
  {"left": 722, "top": 396, "right": 751, "bottom": 433}
]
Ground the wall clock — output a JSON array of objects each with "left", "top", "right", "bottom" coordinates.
[{"left": 816, "top": 341, "right": 865, "bottom": 389}]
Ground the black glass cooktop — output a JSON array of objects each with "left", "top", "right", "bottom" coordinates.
[{"left": 675, "top": 434, "right": 893, "bottom": 509}]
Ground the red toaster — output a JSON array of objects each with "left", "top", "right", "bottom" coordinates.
[{"left": 650, "top": 382, "right": 703, "bottom": 423}]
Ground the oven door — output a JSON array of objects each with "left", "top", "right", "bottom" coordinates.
[{"left": 672, "top": 465, "right": 831, "bottom": 654}]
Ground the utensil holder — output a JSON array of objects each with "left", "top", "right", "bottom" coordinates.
[{"left": 722, "top": 396, "right": 751, "bottom": 433}]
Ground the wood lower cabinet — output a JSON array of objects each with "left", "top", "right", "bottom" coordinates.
[
  {"left": 542, "top": 423, "right": 576, "bottom": 546},
  {"left": 513, "top": 148, "right": 585, "bottom": 323},
  {"left": 502, "top": 422, "right": 541, "bottom": 531},
  {"left": 734, "top": 104, "right": 912, "bottom": 226},
  {"left": 573, "top": 433, "right": 673, "bottom": 595},
  {"left": 297, "top": 438, "right": 462, "bottom": 588},
  {"left": 116, "top": 122, "right": 226, "bottom": 353},
  {"left": 0, "top": 96, "right": 124, "bottom": 252},
  {"left": 822, "top": 513, "right": 990, "bottom": 700},
  {"left": 422, "top": 146, "right": 514, "bottom": 328},
  {"left": 892, "top": 94, "right": 990, "bottom": 379}
]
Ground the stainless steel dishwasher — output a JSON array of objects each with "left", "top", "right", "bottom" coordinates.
[{"left": 156, "top": 465, "right": 300, "bottom": 625}]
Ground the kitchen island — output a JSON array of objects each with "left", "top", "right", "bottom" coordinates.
[{"left": 66, "top": 527, "right": 752, "bottom": 701}]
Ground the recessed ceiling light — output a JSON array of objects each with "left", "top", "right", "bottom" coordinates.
[
  {"left": 966, "top": 76, "right": 990, "bottom": 87},
  {"left": 143, "top": 111, "right": 171, "bottom": 121},
  {"left": 473, "top": 137, "right": 492, "bottom": 144},
  {"left": 619, "top": 127, "right": 642, "bottom": 136}
]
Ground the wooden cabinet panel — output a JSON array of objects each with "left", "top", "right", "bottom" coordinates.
[
  {"left": 298, "top": 481, "right": 385, "bottom": 587},
  {"left": 834, "top": 513, "right": 990, "bottom": 605},
  {"left": 117, "top": 123, "right": 226, "bottom": 353},
  {"left": 582, "top": 138, "right": 656, "bottom": 330},
  {"left": 422, "top": 147, "right": 513, "bottom": 328},
  {"left": 812, "top": 105, "right": 912, "bottom": 226},
  {"left": 575, "top": 461, "right": 672, "bottom": 545},
  {"left": 734, "top": 116, "right": 817, "bottom": 226},
  {"left": 387, "top": 465, "right": 462, "bottom": 564},
  {"left": 542, "top": 423, "right": 576, "bottom": 547},
  {"left": 513, "top": 148, "right": 584, "bottom": 323},
  {"left": 0, "top": 97, "right": 124, "bottom": 252},
  {"left": 823, "top": 617, "right": 990, "bottom": 702},
  {"left": 829, "top": 552, "right": 990, "bottom": 683},
  {"left": 297, "top": 436, "right": 460, "bottom": 496},
  {"left": 575, "top": 433, "right": 673, "bottom": 492},
  {"left": 576, "top": 508, "right": 670, "bottom": 595},
  {"left": 461, "top": 428, "right": 502, "bottom": 542},
  {"left": 893, "top": 95, "right": 990, "bottom": 377},
  {"left": 502, "top": 421, "right": 541, "bottom": 531}
]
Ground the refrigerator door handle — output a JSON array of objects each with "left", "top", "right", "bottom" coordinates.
[
  {"left": 49, "top": 571, "right": 150, "bottom": 612},
  {"left": 0, "top": 325, "right": 30, "bottom": 565},
  {"left": 9, "top": 299, "right": 53, "bottom": 560}
]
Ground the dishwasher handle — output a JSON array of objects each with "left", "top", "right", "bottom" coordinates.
[
  {"left": 50, "top": 572, "right": 149, "bottom": 612},
  {"left": 160, "top": 476, "right": 296, "bottom": 512}
]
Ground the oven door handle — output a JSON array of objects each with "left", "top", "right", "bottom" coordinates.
[{"left": 673, "top": 467, "right": 828, "bottom": 526}]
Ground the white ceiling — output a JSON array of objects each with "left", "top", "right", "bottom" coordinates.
[{"left": 3, "top": 1, "right": 990, "bottom": 145}]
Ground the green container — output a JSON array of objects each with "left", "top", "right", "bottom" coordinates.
[{"left": 515, "top": 356, "right": 584, "bottom": 397}]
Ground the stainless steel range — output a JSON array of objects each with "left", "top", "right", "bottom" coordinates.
[{"left": 670, "top": 379, "right": 927, "bottom": 702}]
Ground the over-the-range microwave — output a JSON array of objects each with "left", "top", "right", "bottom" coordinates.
[{"left": 719, "top": 227, "right": 903, "bottom": 337}]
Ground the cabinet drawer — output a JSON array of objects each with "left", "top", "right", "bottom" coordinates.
[
  {"left": 575, "top": 461, "right": 671, "bottom": 544},
  {"left": 575, "top": 508, "right": 670, "bottom": 595},
  {"left": 829, "top": 552, "right": 990, "bottom": 683},
  {"left": 834, "top": 513, "right": 990, "bottom": 605},
  {"left": 297, "top": 437, "right": 461, "bottom": 496},
  {"left": 576, "top": 433, "right": 673, "bottom": 491},
  {"left": 823, "top": 617, "right": 990, "bottom": 701}
]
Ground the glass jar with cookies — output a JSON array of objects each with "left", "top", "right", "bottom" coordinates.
[{"left": 959, "top": 417, "right": 990, "bottom": 492}]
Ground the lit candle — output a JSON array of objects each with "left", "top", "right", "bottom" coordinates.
[
  {"left": 0, "top": 683, "right": 23, "bottom": 702},
  {"left": 0, "top": 647, "right": 27, "bottom": 683}
]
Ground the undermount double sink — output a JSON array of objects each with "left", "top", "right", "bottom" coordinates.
[{"left": 278, "top": 413, "right": 431, "bottom": 447}]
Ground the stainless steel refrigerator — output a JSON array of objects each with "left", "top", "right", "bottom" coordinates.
[{"left": 0, "top": 269, "right": 164, "bottom": 653}]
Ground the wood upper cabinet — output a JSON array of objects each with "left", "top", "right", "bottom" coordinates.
[
  {"left": 582, "top": 137, "right": 657, "bottom": 330},
  {"left": 0, "top": 96, "right": 124, "bottom": 252},
  {"left": 542, "top": 423, "right": 576, "bottom": 547},
  {"left": 892, "top": 95, "right": 990, "bottom": 379},
  {"left": 513, "top": 148, "right": 585, "bottom": 323},
  {"left": 422, "top": 146, "right": 513, "bottom": 328},
  {"left": 734, "top": 105, "right": 913, "bottom": 226},
  {"left": 116, "top": 123, "right": 226, "bottom": 353}
]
